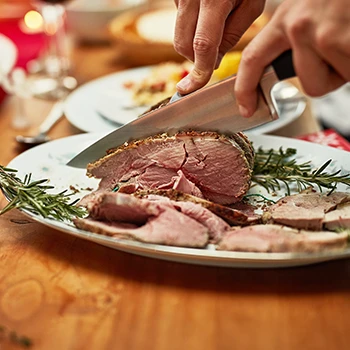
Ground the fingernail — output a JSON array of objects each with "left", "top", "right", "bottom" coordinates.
[
  {"left": 176, "top": 75, "right": 191, "bottom": 93},
  {"left": 238, "top": 105, "right": 251, "bottom": 118}
]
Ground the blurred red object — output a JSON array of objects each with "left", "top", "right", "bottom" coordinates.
[
  {"left": 0, "top": 3, "right": 45, "bottom": 69},
  {"left": 0, "top": 1, "right": 45, "bottom": 105},
  {"left": 296, "top": 129, "right": 350, "bottom": 152},
  {"left": 0, "top": 88, "right": 6, "bottom": 106}
]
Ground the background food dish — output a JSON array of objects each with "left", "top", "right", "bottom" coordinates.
[
  {"left": 6, "top": 132, "right": 350, "bottom": 268},
  {"left": 109, "top": 4, "right": 183, "bottom": 65},
  {"left": 64, "top": 66, "right": 151, "bottom": 133},
  {"left": 109, "top": 2, "right": 269, "bottom": 65},
  {"left": 66, "top": 0, "right": 147, "bottom": 43},
  {"left": 64, "top": 66, "right": 306, "bottom": 134}
]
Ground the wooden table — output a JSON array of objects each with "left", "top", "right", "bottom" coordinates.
[{"left": 1, "top": 42, "right": 349, "bottom": 350}]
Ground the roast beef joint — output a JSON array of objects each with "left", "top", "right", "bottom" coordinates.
[
  {"left": 74, "top": 131, "right": 349, "bottom": 253},
  {"left": 85, "top": 131, "right": 254, "bottom": 205}
]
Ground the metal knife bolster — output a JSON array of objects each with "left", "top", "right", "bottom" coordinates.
[{"left": 258, "top": 66, "right": 280, "bottom": 122}]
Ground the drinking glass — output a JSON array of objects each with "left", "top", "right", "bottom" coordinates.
[{"left": 30, "top": 0, "right": 75, "bottom": 100}]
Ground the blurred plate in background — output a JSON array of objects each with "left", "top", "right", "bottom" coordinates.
[{"left": 64, "top": 66, "right": 150, "bottom": 132}]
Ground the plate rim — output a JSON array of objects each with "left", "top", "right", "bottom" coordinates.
[{"left": 15, "top": 210, "right": 350, "bottom": 268}]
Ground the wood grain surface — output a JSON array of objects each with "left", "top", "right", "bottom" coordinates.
[{"left": 0, "top": 32, "right": 348, "bottom": 350}]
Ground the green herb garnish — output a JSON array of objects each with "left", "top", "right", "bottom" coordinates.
[
  {"left": 0, "top": 324, "right": 33, "bottom": 348},
  {"left": 252, "top": 147, "right": 350, "bottom": 195},
  {"left": 243, "top": 193, "right": 276, "bottom": 204},
  {"left": 1, "top": 145, "right": 350, "bottom": 222},
  {"left": 0, "top": 166, "right": 86, "bottom": 221}
]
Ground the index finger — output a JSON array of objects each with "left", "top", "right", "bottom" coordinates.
[
  {"left": 177, "top": 1, "right": 233, "bottom": 94},
  {"left": 174, "top": 0, "right": 200, "bottom": 63}
]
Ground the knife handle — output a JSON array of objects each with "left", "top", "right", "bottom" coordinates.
[{"left": 271, "top": 50, "right": 296, "bottom": 80}]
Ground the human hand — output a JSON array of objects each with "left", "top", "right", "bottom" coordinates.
[
  {"left": 235, "top": 0, "right": 350, "bottom": 118},
  {"left": 174, "top": 0, "right": 266, "bottom": 94}
]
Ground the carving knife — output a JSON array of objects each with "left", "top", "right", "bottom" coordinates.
[{"left": 67, "top": 50, "right": 295, "bottom": 168}]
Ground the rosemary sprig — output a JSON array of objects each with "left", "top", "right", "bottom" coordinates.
[
  {"left": 0, "top": 166, "right": 86, "bottom": 221},
  {"left": 1, "top": 145, "right": 349, "bottom": 222},
  {"left": 252, "top": 147, "right": 350, "bottom": 195},
  {"left": 0, "top": 324, "right": 32, "bottom": 348},
  {"left": 243, "top": 193, "right": 277, "bottom": 204}
]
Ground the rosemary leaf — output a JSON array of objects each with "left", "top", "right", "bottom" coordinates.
[
  {"left": 0, "top": 166, "right": 86, "bottom": 221},
  {"left": 243, "top": 193, "right": 276, "bottom": 204},
  {"left": 252, "top": 147, "right": 350, "bottom": 194}
]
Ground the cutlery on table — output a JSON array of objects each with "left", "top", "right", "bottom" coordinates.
[
  {"left": 16, "top": 100, "right": 65, "bottom": 146},
  {"left": 67, "top": 50, "right": 296, "bottom": 169}
]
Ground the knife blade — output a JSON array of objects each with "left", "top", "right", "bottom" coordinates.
[{"left": 67, "top": 50, "right": 295, "bottom": 168}]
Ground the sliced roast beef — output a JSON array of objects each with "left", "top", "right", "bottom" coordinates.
[
  {"left": 172, "top": 170, "right": 204, "bottom": 198},
  {"left": 74, "top": 192, "right": 209, "bottom": 247},
  {"left": 323, "top": 202, "right": 350, "bottom": 230},
  {"left": 217, "top": 224, "right": 348, "bottom": 253},
  {"left": 172, "top": 201, "right": 230, "bottom": 243},
  {"left": 86, "top": 131, "right": 254, "bottom": 205},
  {"left": 86, "top": 191, "right": 160, "bottom": 224},
  {"left": 81, "top": 191, "right": 230, "bottom": 244},
  {"left": 74, "top": 218, "right": 209, "bottom": 247},
  {"left": 136, "top": 194, "right": 231, "bottom": 243},
  {"left": 265, "top": 192, "right": 350, "bottom": 230},
  {"left": 133, "top": 188, "right": 260, "bottom": 225},
  {"left": 75, "top": 191, "right": 349, "bottom": 252}
]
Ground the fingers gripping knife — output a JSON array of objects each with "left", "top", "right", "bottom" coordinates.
[{"left": 67, "top": 50, "right": 296, "bottom": 168}]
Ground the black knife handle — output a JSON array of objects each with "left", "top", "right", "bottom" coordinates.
[{"left": 271, "top": 50, "right": 296, "bottom": 80}]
